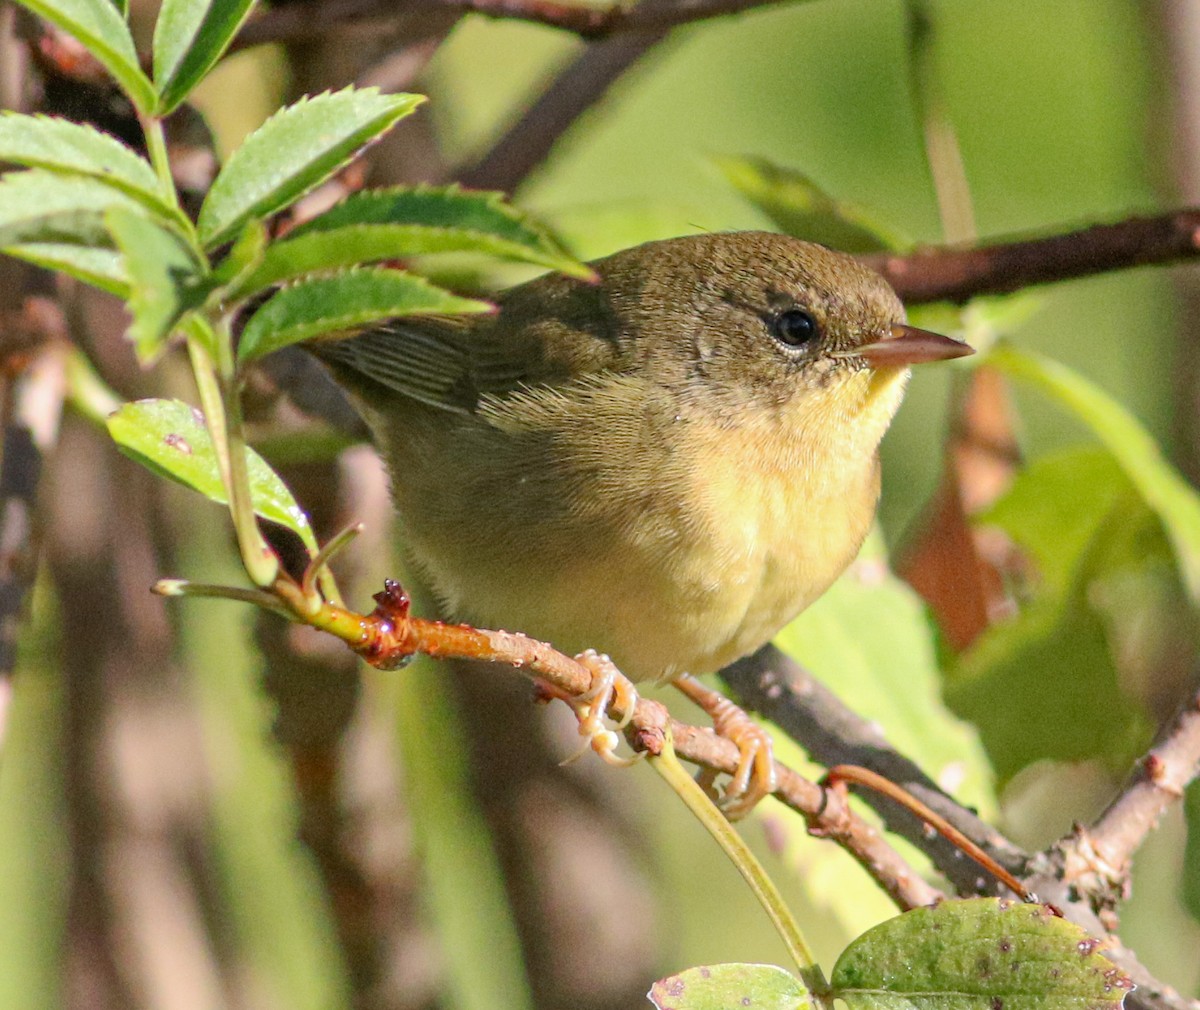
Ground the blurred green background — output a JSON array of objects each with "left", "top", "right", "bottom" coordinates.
[{"left": 2, "top": 1, "right": 1198, "bottom": 1009}]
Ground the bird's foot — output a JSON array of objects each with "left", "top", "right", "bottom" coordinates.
[
  {"left": 671, "top": 674, "right": 777, "bottom": 819},
  {"left": 560, "top": 649, "right": 642, "bottom": 768}
]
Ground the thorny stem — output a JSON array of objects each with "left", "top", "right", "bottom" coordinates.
[{"left": 650, "top": 734, "right": 825, "bottom": 995}]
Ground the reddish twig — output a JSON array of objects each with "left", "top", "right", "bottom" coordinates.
[
  {"left": 824, "top": 764, "right": 1033, "bottom": 902},
  {"left": 327, "top": 579, "right": 941, "bottom": 909},
  {"left": 862, "top": 209, "right": 1200, "bottom": 305}
]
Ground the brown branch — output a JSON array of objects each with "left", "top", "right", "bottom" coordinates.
[
  {"left": 862, "top": 209, "right": 1200, "bottom": 305},
  {"left": 1054, "top": 682, "right": 1200, "bottom": 906},
  {"left": 455, "top": 32, "right": 667, "bottom": 192},
  {"left": 720, "top": 644, "right": 1029, "bottom": 891},
  {"left": 331, "top": 579, "right": 942, "bottom": 910},
  {"left": 233, "top": 0, "right": 801, "bottom": 50},
  {"left": 719, "top": 645, "right": 1200, "bottom": 1010}
]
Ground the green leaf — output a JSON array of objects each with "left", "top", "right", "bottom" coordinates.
[
  {"left": 251, "top": 185, "right": 594, "bottom": 286},
  {"left": 0, "top": 170, "right": 145, "bottom": 248},
  {"left": 196, "top": 88, "right": 424, "bottom": 248},
  {"left": 106, "top": 398, "right": 317, "bottom": 551},
  {"left": 237, "top": 268, "right": 490, "bottom": 362},
  {"left": 0, "top": 113, "right": 175, "bottom": 215},
  {"left": 153, "top": 0, "right": 258, "bottom": 114},
  {"left": 775, "top": 531, "right": 995, "bottom": 813},
  {"left": 713, "top": 155, "right": 909, "bottom": 253},
  {"left": 1, "top": 243, "right": 127, "bottom": 295},
  {"left": 11, "top": 0, "right": 155, "bottom": 111},
  {"left": 105, "top": 207, "right": 206, "bottom": 361},
  {"left": 209, "top": 218, "right": 268, "bottom": 294},
  {"left": 648, "top": 964, "right": 810, "bottom": 1010},
  {"left": 947, "top": 449, "right": 1157, "bottom": 783},
  {"left": 988, "top": 342, "right": 1200, "bottom": 604},
  {"left": 831, "top": 898, "right": 1133, "bottom": 1010}
]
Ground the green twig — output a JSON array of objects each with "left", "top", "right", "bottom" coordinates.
[
  {"left": 649, "top": 733, "right": 827, "bottom": 999},
  {"left": 186, "top": 323, "right": 279, "bottom": 588}
]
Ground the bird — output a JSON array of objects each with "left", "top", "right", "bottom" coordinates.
[{"left": 310, "top": 230, "right": 972, "bottom": 812}]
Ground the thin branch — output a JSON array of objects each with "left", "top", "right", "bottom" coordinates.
[
  {"left": 719, "top": 646, "right": 1200, "bottom": 1010},
  {"left": 233, "top": 0, "right": 802, "bottom": 50},
  {"left": 324, "top": 579, "right": 942, "bottom": 909},
  {"left": 455, "top": 32, "right": 666, "bottom": 192},
  {"left": 1056, "top": 681, "right": 1200, "bottom": 900},
  {"left": 720, "top": 644, "right": 1029, "bottom": 890},
  {"left": 862, "top": 209, "right": 1200, "bottom": 305}
]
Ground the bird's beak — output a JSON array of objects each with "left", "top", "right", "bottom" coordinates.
[{"left": 853, "top": 323, "right": 974, "bottom": 367}]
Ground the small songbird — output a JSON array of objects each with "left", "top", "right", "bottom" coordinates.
[{"left": 312, "top": 231, "right": 971, "bottom": 810}]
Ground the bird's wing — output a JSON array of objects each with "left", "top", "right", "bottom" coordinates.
[
  {"left": 310, "top": 318, "right": 481, "bottom": 415},
  {"left": 308, "top": 277, "right": 623, "bottom": 415}
]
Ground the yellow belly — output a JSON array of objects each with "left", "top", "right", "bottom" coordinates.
[{"left": 382, "top": 366, "right": 908, "bottom": 682}]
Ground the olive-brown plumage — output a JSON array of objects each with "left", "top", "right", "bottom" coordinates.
[{"left": 313, "top": 231, "right": 969, "bottom": 682}]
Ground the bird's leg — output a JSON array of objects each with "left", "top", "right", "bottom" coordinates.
[
  {"left": 670, "top": 674, "right": 777, "bottom": 819},
  {"left": 558, "top": 649, "right": 642, "bottom": 768}
]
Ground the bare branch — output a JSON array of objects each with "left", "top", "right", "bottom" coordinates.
[
  {"left": 720, "top": 644, "right": 1028, "bottom": 890},
  {"left": 1056, "top": 682, "right": 1200, "bottom": 902},
  {"left": 862, "top": 209, "right": 1200, "bottom": 305},
  {"left": 455, "top": 33, "right": 665, "bottom": 192},
  {"left": 234, "top": 0, "right": 803, "bottom": 50}
]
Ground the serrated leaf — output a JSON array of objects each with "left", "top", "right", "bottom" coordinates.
[
  {"left": 0, "top": 114, "right": 176, "bottom": 216},
  {"left": 105, "top": 207, "right": 206, "bottom": 361},
  {"left": 1, "top": 243, "right": 128, "bottom": 295},
  {"left": 248, "top": 185, "right": 593, "bottom": 286},
  {"left": 948, "top": 449, "right": 1158, "bottom": 783},
  {"left": 11, "top": 0, "right": 155, "bottom": 111},
  {"left": 831, "top": 898, "right": 1133, "bottom": 1010},
  {"left": 237, "top": 268, "right": 490, "bottom": 362},
  {"left": 196, "top": 88, "right": 424, "bottom": 248},
  {"left": 106, "top": 398, "right": 317, "bottom": 550},
  {"left": 648, "top": 964, "right": 810, "bottom": 1010},
  {"left": 988, "top": 343, "right": 1200, "bottom": 605},
  {"left": 210, "top": 218, "right": 268, "bottom": 291},
  {"left": 775, "top": 531, "right": 995, "bottom": 812},
  {"left": 153, "top": 0, "right": 258, "bottom": 113},
  {"left": 714, "top": 155, "right": 908, "bottom": 253},
  {"left": 0, "top": 170, "right": 145, "bottom": 248}
]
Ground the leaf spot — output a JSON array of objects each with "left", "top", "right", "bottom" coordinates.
[
  {"left": 991, "top": 998, "right": 1004, "bottom": 1010},
  {"left": 1077, "top": 938, "right": 1100, "bottom": 957},
  {"left": 163, "top": 432, "right": 192, "bottom": 455}
]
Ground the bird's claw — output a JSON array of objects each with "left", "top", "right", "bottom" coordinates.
[
  {"left": 560, "top": 649, "right": 643, "bottom": 768},
  {"left": 671, "top": 674, "right": 777, "bottom": 819}
]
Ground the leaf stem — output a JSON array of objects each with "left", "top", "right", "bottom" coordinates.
[
  {"left": 186, "top": 322, "right": 280, "bottom": 588},
  {"left": 140, "top": 113, "right": 175, "bottom": 199},
  {"left": 649, "top": 733, "right": 827, "bottom": 999}
]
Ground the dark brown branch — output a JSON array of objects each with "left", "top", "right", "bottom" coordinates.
[
  {"left": 719, "top": 645, "right": 1200, "bottom": 1010},
  {"left": 455, "top": 32, "right": 666, "bottom": 192},
  {"left": 721, "top": 644, "right": 1029, "bottom": 892},
  {"left": 862, "top": 210, "right": 1200, "bottom": 305},
  {"left": 234, "top": 0, "right": 801, "bottom": 50}
]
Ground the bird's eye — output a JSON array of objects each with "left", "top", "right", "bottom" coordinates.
[{"left": 772, "top": 308, "right": 819, "bottom": 348}]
